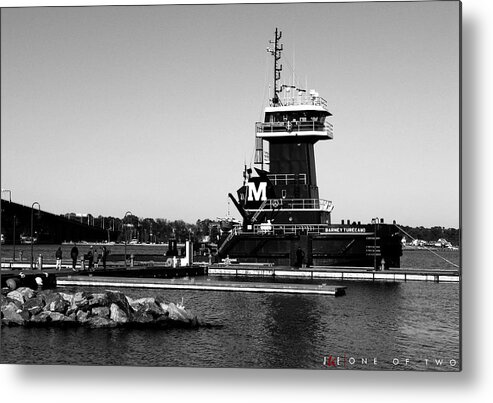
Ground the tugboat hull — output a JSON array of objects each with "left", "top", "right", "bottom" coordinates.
[{"left": 218, "top": 224, "right": 402, "bottom": 269}]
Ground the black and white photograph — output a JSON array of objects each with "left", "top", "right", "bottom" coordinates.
[
  {"left": 0, "top": 0, "right": 461, "bottom": 371},
  {"left": 1, "top": 0, "right": 488, "bottom": 398}
]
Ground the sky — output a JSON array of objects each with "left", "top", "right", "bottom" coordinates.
[{"left": 1, "top": 1, "right": 460, "bottom": 228}]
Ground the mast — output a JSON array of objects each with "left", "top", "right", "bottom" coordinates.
[{"left": 268, "top": 28, "right": 283, "bottom": 105}]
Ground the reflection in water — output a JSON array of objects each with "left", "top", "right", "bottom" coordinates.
[{"left": 1, "top": 281, "right": 460, "bottom": 371}]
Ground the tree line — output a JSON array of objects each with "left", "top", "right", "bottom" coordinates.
[
  {"left": 86, "top": 215, "right": 222, "bottom": 244},
  {"left": 87, "top": 215, "right": 460, "bottom": 246}
]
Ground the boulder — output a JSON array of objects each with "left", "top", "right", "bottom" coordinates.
[
  {"left": 131, "top": 309, "right": 154, "bottom": 325},
  {"left": 45, "top": 311, "right": 72, "bottom": 323},
  {"left": 7, "top": 287, "right": 36, "bottom": 304},
  {"left": 2, "top": 296, "right": 23, "bottom": 310},
  {"left": 142, "top": 301, "right": 165, "bottom": 318},
  {"left": 88, "top": 293, "right": 110, "bottom": 307},
  {"left": 107, "top": 292, "right": 133, "bottom": 316},
  {"left": 6, "top": 278, "right": 19, "bottom": 290},
  {"left": 44, "top": 293, "right": 69, "bottom": 313},
  {"left": 110, "top": 303, "right": 129, "bottom": 324},
  {"left": 92, "top": 306, "right": 110, "bottom": 318},
  {"left": 153, "top": 314, "right": 170, "bottom": 327},
  {"left": 29, "top": 311, "right": 51, "bottom": 324},
  {"left": 126, "top": 296, "right": 156, "bottom": 311},
  {"left": 73, "top": 292, "right": 90, "bottom": 311},
  {"left": 1, "top": 289, "right": 203, "bottom": 329},
  {"left": 86, "top": 316, "right": 116, "bottom": 328},
  {"left": 167, "top": 302, "right": 195, "bottom": 323},
  {"left": 155, "top": 296, "right": 169, "bottom": 312},
  {"left": 1, "top": 302, "right": 26, "bottom": 325},
  {"left": 76, "top": 310, "right": 90, "bottom": 324},
  {"left": 30, "top": 311, "right": 74, "bottom": 325},
  {"left": 6, "top": 290, "right": 25, "bottom": 305},
  {"left": 59, "top": 292, "right": 75, "bottom": 305},
  {"left": 24, "top": 296, "right": 46, "bottom": 316}
]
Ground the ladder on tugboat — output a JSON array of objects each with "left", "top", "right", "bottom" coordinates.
[
  {"left": 218, "top": 227, "right": 239, "bottom": 255},
  {"left": 250, "top": 200, "right": 268, "bottom": 223},
  {"left": 218, "top": 200, "right": 268, "bottom": 255}
]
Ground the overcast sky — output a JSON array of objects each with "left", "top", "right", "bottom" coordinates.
[{"left": 1, "top": 1, "right": 460, "bottom": 227}]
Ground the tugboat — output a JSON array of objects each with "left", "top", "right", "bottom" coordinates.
[{"left": 218, "top": 29, "right": 402, "bottom": 269}]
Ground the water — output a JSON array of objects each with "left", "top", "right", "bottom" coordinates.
[{"left": 0, "top": 248, "right": 461, "bottom": 371}]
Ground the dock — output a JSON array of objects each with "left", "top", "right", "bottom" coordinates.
[
  {"left": 56, "top": 275, "right": 347, "bottom": 296},
  {"left": 0, "top": 265, "right": 205, "bottom": 289},
  {"left": 208, "top": 264, "right": 460, "bottom": 283}
]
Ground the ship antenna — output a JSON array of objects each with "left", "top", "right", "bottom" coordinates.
[{"left": 267, "top": 28, "right": 283, "bottom": 106}]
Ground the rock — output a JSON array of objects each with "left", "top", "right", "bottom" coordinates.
[
  {"left": 45, "top": 311, "right": 72, "bottom": 323},
  {"left": 59, "top": 292, "right": 75, "bottom": 304},
  {"left": 167, "top": 302, "right": 195, "bottom": 323},
  {"left": 73, "top": 292, "right": 90, "bottom": 311},
  {"left": 88, "top": 293, "right": 110, "bottom": 307},
  {"left": 76, "top": 310, "right": 90, "bottom": 323},
  {"left": 110, "top": 303, "right": 129, "bottom": 324},
  {"left": 92, "top": 306, "right": 110, "bottom": 318},
  {"left": 153, "top": 314, "right": 170, "bottom": 327},
  {"left": 86, "top": 316, "right": 116, "bottom": 328},
  {"left": 6, "top": 278, "right": 19, "bottom": 290},
  {"left": 131, "top": 309, "right": 154, "bottom": 325},
  {"left": 30, "top": 311, "right": 52, "bottom": 324},
  {"left": 30, "top": 311, "right": 73, "bottom": 325},
  {"left": 24, "top": 296, "right": 46, "bottom": 316},
  {"left": 1, "top": 289, "right": 203, "bottom": 329},
  {"left": 155, "top": 296, "right": 169, "bottom": 312},
  {"left": 129, "top": 297, "right": 165, "bottom": 318},
  {"left": 44, "top": 293, "right": 69, "bottom": 313},
  {"left": 12, "top": 287, "right": 36, "bottom": 302},
  {"left": 126, "top": 296, "right": 154, "bottom": 311},
  {"left": 1, "top": 302, "right": 26, "bottom": 325},
  {"left": 107, "top": 292, "right": 133, "bottom": 316},
  {"left": 6, "top": 290, "right": 25, "bottom": 305},
  {"left": 2, "top": 296, "right": 23, "bottom": 310}
]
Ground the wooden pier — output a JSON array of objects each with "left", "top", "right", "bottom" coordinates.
[
  {"left": 56, "top": 275, "right": 347, "bottom": 296},
  {"left": 208, "top": 264, "right": 460, "bottom": 283},
  {"left": 0, "top": 265, "right": 205, "bottom": 289}
]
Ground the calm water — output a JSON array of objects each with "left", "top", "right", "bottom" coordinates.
[{"left": 0, "top": 248, "right": 461, "bottom": 371}]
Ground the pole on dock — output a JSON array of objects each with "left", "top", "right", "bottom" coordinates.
[
  {"left": 30, "top": 202, "right": 40, "bottom": 270},
  {"left": 124, "top": 211, "right": 132, "bottom": 269},
  {"left": 13, "top": 215, "right": 16, "bottom": 261}
]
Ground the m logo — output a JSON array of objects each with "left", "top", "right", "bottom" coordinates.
[{"left": 247, "top": 181, "right": 267, "bottom": 202}]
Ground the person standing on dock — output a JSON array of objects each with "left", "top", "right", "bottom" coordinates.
[
  {"left": 70, "top": 243, "right": 79, "bottom": 271},
  {"left": 87, "top": 246, "right": 94, "bottom": 271},
  {"left": 296, "top": 247, "right": 305, "bottom": 268},
  {"left": 101, "top": 246, "right": 109, "bottom": 269},
  {"left": 55, "top": 246, "right": 63, "bottom": 270},
  {"left": 93, "top": 247, "right": 99, "bottom": 269}
]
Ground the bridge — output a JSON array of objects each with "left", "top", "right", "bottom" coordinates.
[{"left": 1, "top": 200, "right": 118, "bottom": 244}]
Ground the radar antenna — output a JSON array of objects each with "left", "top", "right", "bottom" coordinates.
[{"left": 267, "top": 28, "right": 283, "bottom": 105}]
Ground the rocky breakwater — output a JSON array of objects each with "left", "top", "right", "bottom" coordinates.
[{"left": 1, "top": 287, "right": 202, "bottom": 329}]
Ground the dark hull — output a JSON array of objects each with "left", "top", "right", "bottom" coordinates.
[{"left": 218, "top": 224, "right": 402, "bottom": 269}]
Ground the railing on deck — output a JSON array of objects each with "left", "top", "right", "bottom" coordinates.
[
  {"left": 256, "top": 120, "right": 333, "bottom": 137},
  {"left": 275, "top": 92, "right": 328, "bottom": 109},
  {"left": 229, "top": 223, "right": 332, "bottom": 236},
  {"left": 246, "top": 199, "right": 333, "bottom": 211}
]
